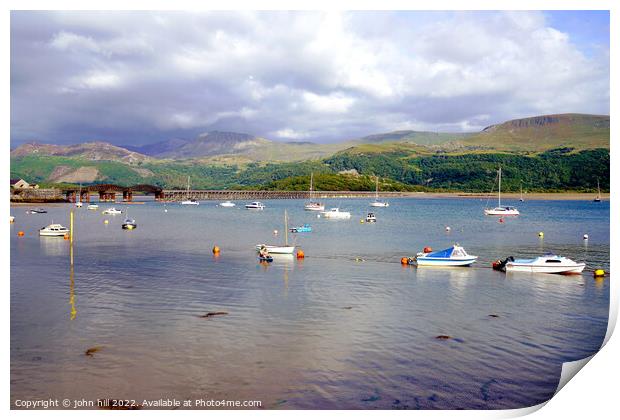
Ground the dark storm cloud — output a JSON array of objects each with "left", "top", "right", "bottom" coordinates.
[{"left": 10, "top": 10, "right": 609, "bottom": 146}]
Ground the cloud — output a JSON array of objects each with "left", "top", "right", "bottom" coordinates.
[{"left": 10, "top": 10, "right": 609, "bottom": 146}]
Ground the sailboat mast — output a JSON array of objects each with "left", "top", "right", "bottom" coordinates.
[
  {"left": 187, "top": 176, "right": 190, "bottom": 199},
  {"left": 498, "top": 167, "right": 502, "bottom": 207},
  {"left": 375, "top": 176, "right": 379, "bottom": 199},
  {"left": 284, "top": 210, "right": 288, "bottom": 246}
]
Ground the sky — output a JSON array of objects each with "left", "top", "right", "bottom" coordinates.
[{"left": 10, "top": 10, "right": 610, "bottom": 147}]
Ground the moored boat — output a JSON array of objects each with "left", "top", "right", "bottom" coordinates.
[
  {"left": 304, "top": 173, "right": 325, "bottom": 211},
  {"left": 255, "top": 210, "right": 295, "bottom": 254},
  {"left": 290, "top": 223, "right": 312, "bottom": 233},
  {"left": 219, "top": 201, "right": 236, "bottom": 207},
  {"left": 39, "top": 223, "right": 69, "bottom": 237},
  {"left": 366, "top": 212, "right": 377, "bottom": 222},
  {"left": 369, "top": 176, "right": 389, "bottom": 207},
  {"left": 484, "top": 166, "right": 519, "bottom": 216},
  {"left": 493, "top": 254, "right": 585, "bottom": 274},
  {"left": 180, "top": 176, "right": 199, "bottom": 205},
  {"left": 122, "top": 218, "right": 137, "bottom": 230},
  {"left": 87, "top": 203, "right": 99, "bottom": 210},
  {"left": 410, "top": 244, "right": 477, "bottom": 266},
  {"left": 593, "top": 179, "right": 602, "bottom": 202},
  {"left": 10, "top": 215, "right": 15, "bottom": 223},
  {"left": 321, "top": 208, "right": 351, "bottom": 219},
  {"left": 102, "top": 207, "right": 122, "bottom": 215},
  {"left": 245, "top": 201, "right": 265, "bottom": 210},
  {"left": 26, "top": 208, "right": 47, "bottom": 214}
]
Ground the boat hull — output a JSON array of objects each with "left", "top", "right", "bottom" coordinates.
[
  {"left": 369, "top": 202, "right": 389, "bottom": 207},
  {"left": 304, "top": 205, "right": 324, "bottom": 211},
  {"left": 484, "top": 209, "right": 520, "bottom": 216},
  {"left": 255, "top": 245, "right": 295, "bottom": 254},
  {"left": 414, "top": 257, "right": 477, "bottom": 267},
  {"left": 219, "top": 202, "right": 236, "bottom": 207},
  {"left": 505, "top": 263, "right": 585, "bottom": 274},
  {"left": 39, "top": 229, "right": 69, "bottom": 237}
]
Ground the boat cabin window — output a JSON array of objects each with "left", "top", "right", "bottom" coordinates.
[
  {"left": 545, "top": 259, "right": 562, "bottom": 263},
  {"left": 452, "top": 248, "right": 466, "bottom": 257}
]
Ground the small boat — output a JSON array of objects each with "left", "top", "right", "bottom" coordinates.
[
  {"left": 219, "top": 201, "right": 236, "bottom": 207},
  {"left": 290, "top": 223, "right": 312, "bottom": 233},
  {"left": 369, "top": 176, "right": 389, "bottom": 207},
  {"left": 321, "top": 208, "right": 351, "bottom": 219},
  {"left": 255, "top": 210, "right": 296, "bottom": 254},
  {"left": 10, "top": 215, "right": 15, "bottom": 223},
  {"left": 304, "top": 173, "right": 325, "bottom": 211},
  {"left": 593, "top": 179, "right": 602, "bottom": 202},
  {"left": 258, "top": 255, "right": 274, "bottom": 263},
  {"left": 493, "top": 254, "right": 585, "bottom": 274},
  {"left": 75, "top": 201, "right": 83, "bottom": 208},
  {"left": 366, "top": 212, "right": 377, "bottom": 223},
  {"left": 411, "top": 244, "right": 478, "bottom": 266},
  {"left": 39, "top": 223, "right": 69, "bottom": 236},
  {"left": 180, "top": 176, "right": 199, "bottom": 205},
  {"left": 484, "top": 166, "right": 519, "bottom": 215},
  {"left": 122, "top": 218, "right": 137, "bottom": 230},
  {"left": 87, "top": 204, "right": 99, "bottom": 210},
  {"left": 27, "top": 208, "right": 47, "bottom": 214},
  {"left": 519, "top": 184, "right": 525, "bottom": 202},
  {"left": 102, "top": 207, "right": 122, "bottom": 215},
  {"left": 245, "top": 201, "right": 265, "bottom": 210}
]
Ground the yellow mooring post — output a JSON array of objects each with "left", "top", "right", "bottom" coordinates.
[{"left": 70, "top": 209, "right": 74, "bottom": 266}]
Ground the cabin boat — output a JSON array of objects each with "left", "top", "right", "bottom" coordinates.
[
  {"left": 290, "top": 223, "right": 312, "bottom": 233},
  {"left": 75, "top": 201, "right": 83, "bottom": 208},
  {"left": 484, "top": 166, "right": 519, "bottom": 216},
  {"left": 27, "top": 208, "right": 47, "bottom": 214},
  {"left": 102, "top": 207, "right": 122, "bottom": 215},
  {"left": 219, "top": 201, "right": 236, "bottom": 207},
  {"left": 369, "top": 176, "right": 389, "bottom": 207},
  {"left": 366, "top": 212, "right": 377, "bottom": 223},
  {"left": 75, "top": 184, "right": 84, "bottom": 207},
  {"left": 245, "top": 201, "right": 265, "bottom": 210},
  {"left": 256, "top": 210, "right": 295, "bottom": 254},
  {"left": 493, "top": 254, "right": 585, "bottom": 274},
  {"left": 321, "top": 208, "right": 351, "bottom": 219},
  {"left": 87, "top": 204, "right": 99, "bottom": 210},
  {"left": 122, "top": 218, "right": 137, "bottom": 230},
  {"left": 10, "top": 215, "right": 15, "bottom": 223},
  {"left": 411, "top": 244, "right": 478, "bottom": 266},
  {"left": 180, "top": 176, "right": 199, "bottom": 205},
  {"left": 304, "top": 173, "right": 325, "bottom": 211},
  {"left": 39, "top": 223, "right": 69, "bottom": 237}
]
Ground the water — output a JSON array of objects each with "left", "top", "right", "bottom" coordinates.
[{"left": 10, "top": 198, "right": 610, "bottom": 409}]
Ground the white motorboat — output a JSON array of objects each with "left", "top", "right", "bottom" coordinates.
[
  {"left": 39, "top": 223, "right": 69, "bottom": 237},
  {"left": 484, "top": 166, "right": 519, "bottom": 216},
  {"left": 245, "top": 201, "right": 265, "bottom": 210},
  {"left": 26, "top": 208, "right": 47, "bottom": 214},
  {"left": 304, "top": 173, "right": 325, "bottom": 211},
  {"left": 10, "top": 215, "right": 15, "bottom": 223},
  {"left": 219, "top": 201, "right": 236, "bottom": 207},
  {"left": 493, "top": 254, "right": 586, "bottom": 274},
  {"left": 255, "top": 210, "right": 295, "bottom": 254},
  {"left": 75, "top": 201, "right": 83, "bottom": 208},
  {"left": 102, "top": 207, "right": 122, "bottom": 215},
  {"left": 87, "top": 204, "right": 99, "bottom": 210},
  {"left": 321, "top": 208, "right": 351, "bottom": 219},
  {"left": 369, "top": 176, "right": 389, "bottom": 207},
  {"left": 366, "top": 212, "right": 377, "bottom": 223},
  {"left": 411, "top": 244, "right": 478, "bottom": 266},
  {"left": 122, "top": 218, "right": 137, "bottom": 230},
  {"left": 180, "top": 176, "right": 199, "bottom": 205}
]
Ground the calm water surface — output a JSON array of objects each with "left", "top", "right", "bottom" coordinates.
[{"left": 10, "top": 198, "right": 610, "bottom": 409}]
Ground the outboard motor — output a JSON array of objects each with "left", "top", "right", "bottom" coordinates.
[{"left": 492, "top": 256, "right": 514, "bottom": 271}]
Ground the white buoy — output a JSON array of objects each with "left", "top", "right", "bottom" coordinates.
[
  {"left": 273, "top": 229, "right": 278, "bottom": 235},
  {"left": 583, "top": 234, "right": 589, "bottom": 240},
  {"left": 445, "top": 226, "right": 451, "bottom": 231},
  {"left": 164, "top": 208, "right": 168, "bottom": 213},
  {"left": 317, "top": 214, "right": 321, "bottom": 218}
]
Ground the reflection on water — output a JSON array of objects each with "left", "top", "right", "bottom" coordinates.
[{"left": 10, "top": 198, "right": 609, "bottom": 409}]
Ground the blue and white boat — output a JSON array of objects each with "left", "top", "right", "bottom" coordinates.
[
  {"left": 290, "top": 224, "right": 312, "bottom": 233},
  {"left": 411, "top": 244, "right": 477, "bottom": 267}
]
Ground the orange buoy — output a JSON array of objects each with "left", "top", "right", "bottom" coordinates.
[
  {"left": 17, "top": 231, "right": 24, "bottom": 237},
  {"left": 423, "top": 246, "right": 432, "bottom": 253},
  {"left": 63, "top": 233, "right": 70, "bottom": 240},
  {"left": 296, "top": 249, "right": 305, "bottom": 259},
  {"left": 401, "top": 257, "right": 409, "bottom": 265},
  {"left": 212, "top": 245, "right": 220, "bottom": 254}
]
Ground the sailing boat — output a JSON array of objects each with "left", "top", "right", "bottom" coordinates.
[
  {"left": 593, "top": 179, "right": 602, "bottom": 202},
  {"left": 180, "top": 176, "right": 199, "bottom": 205},
  {"left": 255, "top": 210, "right": 296, "bottom": 254},
  {"left": 304, "top": 173, "right": 324, "bottom": 211},
  {"left": 484, "top": 167, "right": 519, "bottom": 215},
  {"left": 369, "top": 176, "right": 389, "bottom": 207},
  {"left": 75, "top": 184, "right": 83, "bottom": 207},
  {"left": 519, "top": 184, "right": 525, "bottom": 202}
]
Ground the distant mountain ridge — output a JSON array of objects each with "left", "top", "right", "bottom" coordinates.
[{"left": 11, "top": 141, "right": 150, "bottom": 164}]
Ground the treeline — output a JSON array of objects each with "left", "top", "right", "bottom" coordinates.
[{"left": 11, "top": 148, "right": 610, "bottom": 192}]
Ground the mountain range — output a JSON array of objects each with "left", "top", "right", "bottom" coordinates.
[{"left": 10, "top": 113, "right": 610, "bottom": 190}]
